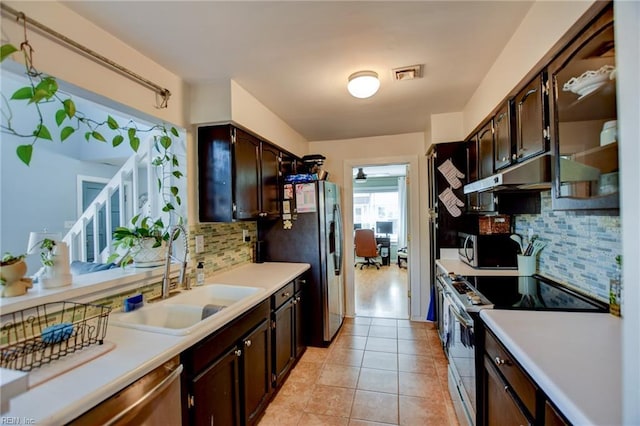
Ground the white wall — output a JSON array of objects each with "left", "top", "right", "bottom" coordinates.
[
  {"left": 309, "top": 133, "right": 429, "bottom": 320},
  {"left": 430, "top": 112, "right": 465, "bottom": 144},
  {"left": 616, "top": 1, "right": 640, "bottom": 422}
]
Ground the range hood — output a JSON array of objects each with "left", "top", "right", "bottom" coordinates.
[{"left": 464, "top": 153, "right": 552, "bottom": 194}]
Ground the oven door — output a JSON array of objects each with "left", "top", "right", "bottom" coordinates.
[{"left": 444, "top": 293, "right": 476, "bottom": 426}]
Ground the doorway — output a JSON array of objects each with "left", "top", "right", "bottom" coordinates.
[{"left": 352, "top": 164, "right": 409, "bottom": 319}]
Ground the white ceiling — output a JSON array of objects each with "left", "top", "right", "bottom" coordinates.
[{"left": 62, "top": 1, "right": 534, "bottom": 142}]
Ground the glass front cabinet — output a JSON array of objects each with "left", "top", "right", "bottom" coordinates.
[{"left": 548, "top": 4, "right": 618, "bottom": 210}]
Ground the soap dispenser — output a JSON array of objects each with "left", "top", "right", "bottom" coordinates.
[{"left": 196, "top": 262, "right": 205, "bottom": 286}]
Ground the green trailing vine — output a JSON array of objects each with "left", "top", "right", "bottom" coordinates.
[{"left": 1, "top": 41, "right": 184, "bottom": 248}]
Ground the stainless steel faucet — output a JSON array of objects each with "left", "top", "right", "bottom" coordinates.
[{"left": 161, "top": 224, "right": 190, "bottom": 299}]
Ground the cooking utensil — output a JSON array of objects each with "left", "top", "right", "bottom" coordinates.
[
  {"left": 523, "top": 235, "right": 538, "bottom": 256},
  {"left": 510, "top": 234, "right": 525, "bottom": 253},
  {"left": 531, "top": 241, "right": 546, "bottom": 256}
]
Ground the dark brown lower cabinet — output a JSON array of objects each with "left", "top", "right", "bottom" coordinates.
[
  {"left": 182, "top": 300, "right": 272, "bottom": 426},
  {"left": 273, "top": 298, "right": 295, "bottom": 387},
  {"left": 191, "top": 346, "right": 241, "bottom": 425},
  {"left": 484, "top": 356, "right": 533, "bottom": 426}
]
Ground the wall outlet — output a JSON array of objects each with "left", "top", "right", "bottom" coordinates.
[
  {"left": 195, "top": 235, "right": 205, "bottom": 253},
  {"left": 243, "top": 230, "right": 250, "bottom": 242}
]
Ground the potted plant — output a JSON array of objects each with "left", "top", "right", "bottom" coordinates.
[
  {"left": 108, "top": 214, "right": 175, "bottom": 267},
  {"left": 0, "top": 252, "right": 32, "bottom": 297}
]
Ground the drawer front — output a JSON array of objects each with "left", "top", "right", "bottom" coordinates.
[
  {"left": 272, "top": 282, "right": 294, "bottom": 310},
  {"left": 294, "top": 276, "right": 307, "bottom": 294},
  {"left": 484, "top": 329, "right": 537, "bottom": 417}
]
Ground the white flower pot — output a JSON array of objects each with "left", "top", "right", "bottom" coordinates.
[{"left": 132, "top": 238, "right": 166, "bottom": 267}]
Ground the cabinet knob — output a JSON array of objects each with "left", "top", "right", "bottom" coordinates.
[
  {"left": 235, "top": 349, "right": 242, "bottom": 357},
  {"left": 245, "top": 339, "right": 252, "bottom": 347},
  {"left": 283, "top": 292, "right": 291, "bottom": 298},
  {"left": 293, "top": 299, "right": 298, "bottom": 305},
  {"left": 296, "top": 296, "right": 301, "bottom": 302}
]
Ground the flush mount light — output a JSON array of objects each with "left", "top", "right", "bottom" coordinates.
[
  {"left": 347, "top": 71, "right": 380, "bottom": 99},
  {"left": 355, "top": 168, "right": 367, "bottom": 183}
]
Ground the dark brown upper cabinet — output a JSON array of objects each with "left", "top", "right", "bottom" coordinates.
[
  {"left": 198, "top": 124, "right": 292, "bottom": 222},
  {"left": 493, "top": 102, "right": 514, "bottom": 171},
  {"left": 466, "top": 133, "right": 495, "bottom": 213},
  {"left": 514, "top": 73, "right": 549, "bottom": 162},
  {"left": 548, "top": 4, "right": 618, "bottom": 210}
]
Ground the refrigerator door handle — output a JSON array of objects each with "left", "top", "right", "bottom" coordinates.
[{"left": 333, "top": 203, "right": 343, "bottom": 276}]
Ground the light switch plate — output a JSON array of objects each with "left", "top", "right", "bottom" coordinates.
[{"left": 195, "top": 235, "right": 205, "bottom": 253}]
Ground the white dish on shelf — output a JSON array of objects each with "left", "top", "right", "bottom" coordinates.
[{"left": 563, "top": 65, "right": 615, "bottom": 98}]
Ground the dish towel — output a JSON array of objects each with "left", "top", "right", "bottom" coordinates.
[
  {"left": 442, "top": 297, "right": 451, "bottom": 349},
  {"left": 426, "top": 284, "right": 436, "bottom": 322}
]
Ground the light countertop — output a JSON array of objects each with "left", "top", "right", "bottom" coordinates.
[
  {"left": 480, "top": 309, "right": 622, "bottom": 425},
  {"left": 436, "top": 258, "right": 519, "bottom": 277},
  {"left": 2, "top": 262, "right": 310, "bottom": 424}
]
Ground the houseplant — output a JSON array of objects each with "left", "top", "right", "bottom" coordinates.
[
  {"left": 0, "top": 252, "right": 32, "bottom": 297},
  {"left": 2, "top": 40, "right": 185, "bottom": 266},
  {"left": 108, "top": 214, "right": 177, "bottom": 267}
]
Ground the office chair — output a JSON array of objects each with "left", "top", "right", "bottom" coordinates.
[{"left": 354, "top": 229, "right": 381, "bottom": 269}]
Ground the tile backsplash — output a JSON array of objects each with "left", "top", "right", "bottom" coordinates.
[
  {"left": 514, "top": 191, "right": 621, "bottom": 303},
  {"left": 90, "top": 222, "right": 257, "bottom": 309}
]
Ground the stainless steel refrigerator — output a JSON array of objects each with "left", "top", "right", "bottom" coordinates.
[{"left": 260, "top": 180, "right": 344, "bottom": 347}]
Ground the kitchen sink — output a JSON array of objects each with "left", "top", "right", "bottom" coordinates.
[{"left": 109, "top": 284, "right": 265, "bottom": 335}]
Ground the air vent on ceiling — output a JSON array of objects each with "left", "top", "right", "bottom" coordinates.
[{"left": 393, "top": 64, "right": 424, "bottom": 81}]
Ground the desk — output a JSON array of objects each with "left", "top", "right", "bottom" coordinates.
[{"left": 376, "top": 237, "right": 390, "bottom": 266}]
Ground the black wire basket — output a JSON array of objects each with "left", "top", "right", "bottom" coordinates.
[{"left": 0, "top": 301, "right": 111, "bottom": 371}]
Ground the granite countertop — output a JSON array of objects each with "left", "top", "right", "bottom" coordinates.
[
  {"left": 480, "top": 309, "right": 622, "bottom": 425},
  {"left": 1, "top": 262, "right": 310, "bottom": 424}
]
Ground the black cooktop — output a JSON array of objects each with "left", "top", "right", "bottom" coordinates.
[{"left": 463, "top": 274, "right": 609, "bottom": 312}]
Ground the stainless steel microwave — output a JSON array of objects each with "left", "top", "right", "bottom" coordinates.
[{"left": 457, "top": 232, "right": 518, "bottom": 269}]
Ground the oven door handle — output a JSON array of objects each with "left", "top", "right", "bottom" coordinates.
[{"left": 445, "top": 294, "right": 474, "bottom": 328}]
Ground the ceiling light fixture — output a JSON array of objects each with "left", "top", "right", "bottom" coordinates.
[
  {"left": 355, "top": 168, "right": 367, "bottom": 183},
  {"left": 347, "top": 71, "right": 380, "bottom": 99}
]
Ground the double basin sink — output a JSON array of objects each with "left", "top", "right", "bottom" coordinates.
[{"left": 109, "top": 284, "right": 265, "bottom": 335}]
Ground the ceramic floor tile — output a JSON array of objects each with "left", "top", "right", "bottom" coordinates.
[
  {"left": 304, "top": 384, "right": 355, "bottom": 417},
  {"left": 327, "top": 348, "right": 365, "bottom": 367},
  {"left": 287, "top": 361, "right": 324, "bottom": 384},
  {"left": 369, "top": 325, "right": 398, "bottom": 339},
  {"left": 370, "top": 318, "right": 398, "bottom": 327},
  {"left": 348, "top": 420, "right": 398, "bottom": 426},
  {"left": 397, "top": 327, "right": 427, "bottom": 340},
  {"left": 397, "top": 353, "right": 437, "bottom": 374},
  {"left": 351, "top": 316, "right": 373, "bottom": 325},
  {"left": 398, "top": 371, "right": 444, "bottom": 398},
  {"left": 350, "top": 390, "right": 399, "bottom": 424},
  {"left": 365, "top": 337, "right": 397, "bottom": 353},
  {"left": 341, "top": 323, "right": 371, "bottom": 336},
  {"left": 361, "top": 351, "right": 398, "bottom": 371},
  {"left": 258, "top": 405, "right": 304, "bottom": 426},
  {"left": 333, "top": 334, "right": 368, "bottom": 350},
  {"left": 399, "top": 394, "right": 452, "bottom": 426},
  {"left": 397, "top": 338, "right": 430, "bottom": 355},
  {"left": 318, "top": 363, "right": 361, "bottom": 388},
  {"left": 357, "top": 367, "right": 398, "bottom": 394},
  {"left": 299, "top": 412, "right": 350, "bottom": 426},
  {"left": 302, "top": 347, "right": 332, "bottom": 363}
]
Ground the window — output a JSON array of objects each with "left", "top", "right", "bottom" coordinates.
[{"left": 353, "top": 191, "right": 399, "bottom": 240}]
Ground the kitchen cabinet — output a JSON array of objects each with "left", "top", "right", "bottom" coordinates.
[
  {"left": 466, "top": 132, "right": 495, "bottom": 213},
  {"left": 548, "top": 4, "right": 618, "bottom": 210},
  {"left": 493, "top": 101, "right": 514, "bottom": 171},
  {"left": 271, "top": 276, "right": 307, "bottom": 387},
  {"left": 514, "top": 73, "right": 549, "bottom": 162},
  {"left": 479, "top": 324, "right": 573, "bottom": 426},
  {"left": 182, "top": 299, "right": 272, "bottom": 426},
  {"left": 198, "top": 124, "right": 295, "bottom": 222}
]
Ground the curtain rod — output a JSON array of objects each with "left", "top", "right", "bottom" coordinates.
[{"left": 1, "top": 3, "right": 171, "bottom": 108}]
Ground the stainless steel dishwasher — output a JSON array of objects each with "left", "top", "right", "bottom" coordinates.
[{"left": 68, "top": 356, "right": 183, "bottom": 425}]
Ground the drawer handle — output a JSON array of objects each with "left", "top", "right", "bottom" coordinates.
[
  {"left": 495, "top": 356, "right": 511, "bottom": 366},
  {"left": 282, "top": 292, "right": 291, "bottom": 298}
]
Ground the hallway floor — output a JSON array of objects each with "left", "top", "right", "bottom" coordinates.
[
  {"left": 258, "top": 317, "right": 459, "bottom": 426},
  {"left": 355, "top": 263, "right": 409, "bottom": 319}
]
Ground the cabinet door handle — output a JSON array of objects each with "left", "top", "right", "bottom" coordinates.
[
  {"left": 495, "top": 356, "right": 511, "bottom": 366},
  {"left": 235, "top": 349, "right": 242, "bottom": 357},
  {"left": 245, "top": 339, "right": 252, "bottom": 347}
]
